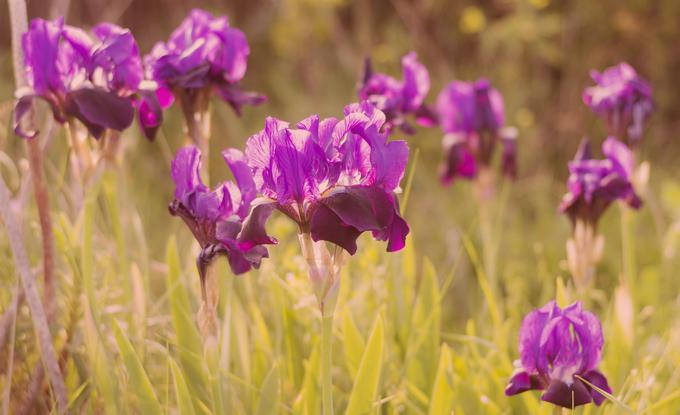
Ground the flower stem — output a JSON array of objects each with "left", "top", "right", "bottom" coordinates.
[
  {"left": 321, "top": 311, "right": 334, "bottom": 415},
  {"left": 620, "top": 204, "right": 636, "bottom": 296}
]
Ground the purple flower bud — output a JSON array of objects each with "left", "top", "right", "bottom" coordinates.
[
  {"left": 238, "top": 102, "right": 409, "bottom": 255},
  {"left": 169, "top": 146, "right": 275, "bottom": 277},
  {"left": 583, "top": 63, "right": 653, "bottom": 144},
  {"left": 506, "top": 301, "right": 612, "bottom": 409},
  {"left": 358, "top": 52, "right": 436, "bottom": 134},
  {"left": 15, "top": 17, "right": 162, "bottom": 140},
  {"left": 435, "top": 78, "right": 516, "bottom": 184},
  {"left": 560, "top": 137, "right": 641, "bottom": 225},
  {"left": 145, "top": 9, "right": 266, "bottom": 116}
]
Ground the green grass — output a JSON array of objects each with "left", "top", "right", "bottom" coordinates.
[{"left": 2, "top": 129, "right": 680, "bottom": 414}]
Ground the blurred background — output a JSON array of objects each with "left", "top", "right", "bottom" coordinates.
[{"left": 0, "top": 0, "right": 679, "bottom": 321}]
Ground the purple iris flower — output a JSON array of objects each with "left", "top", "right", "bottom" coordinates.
[
  {"left": 15, "top": 18, "right": 163, "bottom": 140},
  {"left": 145, "top": 9, "right": 266, "bottom": 117},
  {"left": 583, "top": 62, "right": 653, "bottom": 144},
  {"left": 435, "top": 78, "right": 517, "bottom": 185},
  {"left": 169, "top": 146, "right": 274, "bottom": 278},
  {"left": 506, "top": 301, "right": 612, "bottom": 409},
  {"left": 237, "top": 102, "right": 409, "bottom": 255},
  {"left": 359, "top": 52, "right": 437, "bottom": 134},
  {"left": 560, "top": 137, "right": 641, "bottom": 225}
]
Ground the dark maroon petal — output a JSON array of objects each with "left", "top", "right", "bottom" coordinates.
[
  {"left": 505, "top": 371, "right": 545, "bottom": 396},
  {"left": 13, "top": 95, "right": 39, "bottom": 139},
  {"left": 582, "top": 370, "right": 612, "bottom": 405},
  {"left": 65, "top": 88, "right": 135, "bottom": 138},
  {"left": 310, "top": 186, "right": 409, "bottom": 254},
  {"left": 237, "top": 200, "right": 277, "bottom": 250},
  {"left": 541, "top": 379, "right": 592, "bottom": 409},
  {"left": 309, "top": 203, "right": 362, "bottom": 255}
]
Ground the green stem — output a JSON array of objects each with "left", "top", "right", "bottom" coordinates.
[
  {"left": 620, "top": 204, "right": 636, "bottom": 293},
  {"left": 321, "top": 311, "right": 334, "bottom": 415}
]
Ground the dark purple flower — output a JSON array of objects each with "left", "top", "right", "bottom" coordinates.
[
  {"left": 145, "top": 9, "right": 266, "bottom": 117},
  {"left": 359, "top": 52, "right": 436, "bottom": 134},
  {"left": 506, "top": 301, "right": 612, "bottom": 409},
  {"left": 583, "top": 63, "right": 653, "bottom": 144},
  {"left": 435, "top": 78, "right": 517, "bottom": 184},
  {"left": 560, "top": 137, "right": 641, "bottom": 225},
  {"left": 169, "top": 146, "right": 274, "bottom": 277},
  {"left": 15, "top": 18, "right": 163, "bottom": 140},
  {"left": 238, "top": 102, "right": 409, "bottom": 255}
]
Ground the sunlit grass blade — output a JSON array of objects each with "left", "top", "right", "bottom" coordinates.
[
  {"left": 165, "top": 236, "right": 211, "bottom": 409},
  {"left": 255, "top": 364, "right": 281, "bottom": 415},
  {"left": 169, "top": 357, "right": 197, "bottom": 415},
  {"left": 112, "top": 321, "right": 163, "bottom": 415},
  {"left": 342, "top": 307, "right": 365, "bottom": 378},
  {"left": 345, "top": 315, "right": 384, "bottom": 415},
  {"left": 428, "top": 344, "right": 454, "bottom": 415}
]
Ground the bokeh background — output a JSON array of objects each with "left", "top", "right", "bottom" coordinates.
[{"left": 1, "top": 1, "right": 680, "bottom": 413}]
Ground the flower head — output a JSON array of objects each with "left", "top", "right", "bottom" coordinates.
[
  {"left": 435, "top": 78, "right": 517, "bottom": 184},
  {"left": 506, "top": 301, "right": 612, "bottom": 409},
  {"left": 15, "top": 17, "right": 163, "bottom": 140},
  {"left": 359, "top": 52, "right": 436, "bottom": 133},
  {"left": 169, "top": 146, "right": 274, "bottom": 277},
  {"left": 560, "top": 137, "right": 641, "bottom": 225},
  {"left": 238, "top": 102, "right": 409, "bottom": 255},
  {"left": 145, "top": 9, "right": 265, "bottom": 116},
  {"left": 583, "top": 63, "right": 653, "bottom": 144}
]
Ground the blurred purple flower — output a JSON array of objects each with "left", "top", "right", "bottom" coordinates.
[
  {"left": 359, "top": 52, "right": 436, "bottom": 134},
  {"left": 15, "top": 17, "right": 163, "bottom": 140},
  {"left": 435, "top": 78, "right": 517, "bottom": 185},
  {"left": 169, "top": 146, "right": 274, "bottom": 277},
  {"left": 506, "top": 301, "right": 612, "bottom": 409},
  {"left": 238, "top": 102, "right": 409, "bottom": 255},
  {"left": 145, "top": 9, "right": 266, "bottom": 116},
  {"left": 583, "top": 62, "right": 653, "bottom": 144},
  {"left": 560, "top": 137, "right": 641, "bottom": 225}
]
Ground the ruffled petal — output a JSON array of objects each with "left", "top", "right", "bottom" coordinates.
[{"left": 222, "top": 148, "right": 257, "bottom": 217}]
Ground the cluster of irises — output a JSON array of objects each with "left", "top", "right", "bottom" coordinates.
[{"left": 15, "top": 8, "right": 654, "bottom": 412}]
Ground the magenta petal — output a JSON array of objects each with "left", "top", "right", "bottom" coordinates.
[
  {"left": 222, "top": 148, "right": 257, "bottom": 216},
  {"left": 65, "top": 88, "right": 135, "bottom": 138},
  {"left": 137, "top": 87, "right": 163, "bottom": 140},
  {"left": 582, "top": 370, "right": 612, "bottom": 405},
  {"left": 541, "top": 379, "right": 592, "bottom": 409}
]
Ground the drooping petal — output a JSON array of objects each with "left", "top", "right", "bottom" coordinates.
[
  {"left": 541, "top": 378, "right": 592, "bottom": 408},
  {"left": 64, "top": 88, "right": 135, "bottom": 138},
  {"left": 582, "top": 370, "right": 612, "bottom": 405},
  {"left": 13, "top": 94, "right": 39, "bottom": 139},
  {"left": 216, "top": 84, "right": 267, "bottom": 115},
  {"left": 310, "top": 186, "right": 408, "bottom": 254},
  {"left": 504, "top": 371, "right": 546, "bottom": 396},
  {"left": 237, "top": 199, "right": 278, "bottom": 250},
  {"left": 136, "top": 85, "right": 164, "bottom": 140}
]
